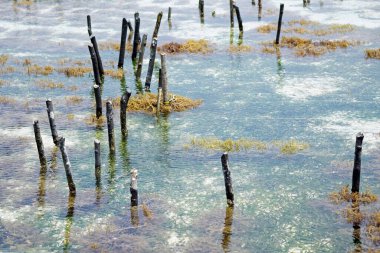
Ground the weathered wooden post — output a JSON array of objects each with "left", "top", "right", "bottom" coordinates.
[
  {"left": 258, "top": 0, "right": 262, "bottom": 20},
  {"left": 94, "top": 139, "right": 101, "bottom": 184},
  {"left": 93, "top": 84, "right": 102, "bottom": 118},
  {"left": 144, "top": 38, "right": 158, "bottom": 91},
  {"left": 136, "top": 34, "right": 147, "bottom": 80},
  {"left": 120, "top": 90, "right": 132, "bottom": 137},
  {"left": 118, "top": 18, "right": 128, "bottom": 69},
  {"left": 130, "top": 169, "right": 138, "bottom": 206},
  {"left": 221, "top": 153, "right": 234, "bottom": 206},
  {"left": 157, "top": 69, "right": 162, "bottom": 115},
  {"left": 168, "top": 7, "right": 172, "bottom": 21},
  {"left": 106, "top": 101, "right": 115, "bottom": 154},
  {"left": 152, "top": 12, "right": 163, "bottom": 39},
  {"left": 252, "top": 0, "right": 256, "bottom": 5},
  {"left": 229, "top": 0, "right": 234, "bottom": 27},
  {"left": 351, "top": 132, "right": 364, "bottom": 193},
  {"left": 58, "top": 137, "right": 76, "bottom": 195},
  {"left": 233, "top": 5, "right": 243, "bottom": 33},
  {"left": 275, "top": 4, "right": 285, "bottom": 45},
  {"left": 46, "top": 99, "right": 59, "bottom": 145},
  {"left": 88, "top": 45, "right": 101, "bottom": 85},
  {"left": 33, "top": 120, "right": 47, "bottom": 167},
  {"left": 199, "top": 0, "right": 205, "bottom": 23},
  {"left": 90, "top": 35, "right": 104, "bottom": 77},
  {"left": 87, "top": 15, "right": 92, "bottom": 36},
  {"left": 160, "top": 53, "right": 169, "bottom": 104},
  {"left": 132, "top": 13, "right": 141, "bottom": 61},
  {"left": 127, "top": 20, "right": 134, "bottom": 32}
]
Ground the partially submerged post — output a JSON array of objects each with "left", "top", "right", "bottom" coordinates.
[
  {"left": 229, "top": 0, "right": 234, "bottom": 28},
  {"left": 168, "top": 7, "right": 172, "bottom": 21},
  {"left": 58, "top": 137, "right": 76, "bottom": 195},
  {"left": 94, "top": 139, "right": 101, "bottom": 184},
  {"left": 144, "top": 37, "right": 158, "bottom": 91},
  {"left": 46, "top": 99, "right": 59, "bottom": 145},
  {"left": 118, "top": 18, "right": 128, "bottom": 69},
  {"left": 233, "top": 5, "right": 243, "bottom": 33},
  {"left": 351, "top": 133, "right": 364, "bottom": 193},
  {"left": 88, "top": 45, "right": 101, "bottom": 85},
  {"left": 221, "top": 153, "right": 234, "bottom": 206},
  {"left": 252, "top": 0, "right": 256, "bottom": 5},
  {"left": 33, "top": 120, "right": 47, "bottom": 167},
  {"left": 199, "top": 0, "right": 205, "bottom": 23},
  {"left": 258, "top": 0, "right": 262, "bottom": 20},
  {"left": 87, "top": 15, "right": 92, "bottom": 36},
  {"left": 120, "top": 90, "right": 132, "bottom": 137},
  {"left": 132, "top": 13, "right": 141, "bottom": 61},
  {"left": 156, "top": 69, "right": 162, "bottom": 115},
  {"left": 90, "top": 35, "right": 104, "bottom": 77},
  {"left": 160, "top": 53, "right": 169, "bottom": 104},
  {"left": 106, "top": 101, "right": 115, "bottom": 154},
  {"left": 127, "top": 20, "right": 134, "bottom": 32},
  {"left": 275, "top": 4, "right": 285, "bottom": 45},
  {"left": 152, "top": 12, "right": 163, "bottom": 39},
  {"left": 136, "top": 34, "right": 147, "bottom": 80},
  {"left": 130, "top": 169, "right": 138, "bottom": 206},
  {"left": 93, "top": 84, "right": 102, "bottom": 118}
]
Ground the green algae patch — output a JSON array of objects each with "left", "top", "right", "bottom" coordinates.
[{"left": 273, "top": 140, "right": 309, "bottom": 154}]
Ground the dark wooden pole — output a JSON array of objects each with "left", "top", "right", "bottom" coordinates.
[
  {"left": 93, "top": 84, "right": 102, "bottom": 118},
  {"left": 252, "top": 0, "right": 256, "bottom": 5},
  {"left": 87, "top": 15, "right": 92, "bottom": 36},
  {"left": 157, "top": 69, "right": 162, "bottom": 115},
  {"left": 144, "top": 38, "right": 158, "bottom": 91},
  {"left": 94, "top": 139, "right": 101, "bottom": 184},
  {"left": 132, "top": 13, "right": 141, "bottom": 61},
  {"left": 33, "top": 120, "right": 47, "bottom": 167},
  {"left": 120, "top": 90, "right": 132, "bottom": 137},
  {"left": 88, "top": 45, "right": 101, "bottom": 85},
  {"left": 106, "top": 101, "right": 115, "bottom": 154},
  {"left": 130, "top": 169, "right": 138, "bottom": 206},
  {"left": 46, "top": 99, "right": 59, "bottom": 145},
  {"left": 275, "top": 4, "right": 285, "bottom": 45},
  {"left": 160, "top": 53, "right": 169, "bottom": 104},
  {"left": 229, "top": 0, "right": 234, "bottom": 28},
  {"left": 199, "top": 0, "right": 204, "bottom": 23},
  {"left": 127, "top": 20, "right": 134, "bottom": 32},
  {"left": 221, "top": 153, "right": 234, "bottom": 206},
  {"left": 136, "top": 34, "right": 147, "bottom": 80},
  {"left": 90, "top": 35, "right": 104, "bottom": 77},
  {"left": 58, "top": 137, "right": 76, "bottom": 195},
  {"left": 168, "top": 7, "right": 172, "bottom": 20},
  {"left": 118, "top": 18, "right": 128, "bottom": 69},
  {"left": 152, "top": 12, "right": 163, "bottom": 39},
  {"left": 233, "top": 5, "right": 243, "bottom": 33},
  {"left": 258, "top": 0, "right": 262, "bottom": 20},
  {"left": 351, "top": 132, "right": 364, "bottom": 193}
]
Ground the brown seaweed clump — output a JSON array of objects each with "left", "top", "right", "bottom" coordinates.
[
  {"left": 329, "top": 185, "right": 378, "bottom": 204},
  {"left": 98, "top": 41, "right": 133, "bottom": 52},
  {"left": 57, "top": 66, "right": 92, "bottom": 77},
  {"left": 0, "top": 96, "right": 17, "bottom": 105},
  {"left": 27, "top": 65, "right": 54, "bottom": 75},
  {"left": 158, "top": 39, "right": 212, "bottom": 54},
  {"left": 365, "top": 49, "right": 380, "bottom": 59},
  {"left": 288, "top": 19, "right": 319, "bottom": 26},
  {"left": 257, "top": 24, "right": 277, "bottom": 33},
  {"left": 104, "top": 69, "right": 124, "bottom": 79},
  {"left": 0, "top": 54, "right": 9, "bottom": 65},
  {"left": 367, "top": 212, "right": 380, "bottom": 244},
  {"left": 65, "top": 96, "right": 83, "bottom": 105},
  {"left": 36, "top": 79, "right": 64, "bottom": 89},
  {"left": 188, "top": 137, "right": 268, "bottom": 152},
  {"left": 85, "top": 114, "right": 106, "bottom": 126},
  {"left": 228, "top": 45, "right": 253, "bottom": 53}
]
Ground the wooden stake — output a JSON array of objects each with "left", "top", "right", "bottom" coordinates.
[
  {"left": 351, "top": 132, "right": 364, "bottom": 193},
  {"left": 136, "top": 34, "right": 147, "bottom": 80},
  {"left": 33, "top": 120, "right": 47, "bottom": 167},
  {"left": 233, "top": 5, "right": 243, "bottom": 33},
  {"left": 199, "top": 0, "right": 204, "bottom": 23},
  {"left": 58, "top": 137, "right": 76, "bottom": 195},
  {"left": 87, "top": 15, "right": 92, "bottom": 36},
  {"left": 258, "top": 0, "right": 262, "bottom": 20},
  {"left": 88, "top": 45, "right": 101, "bottom": 85},
  {"left": 157, "top": 87, "right": 162, "bottom": 115},
  {"left": 160, "top": 53, "right": 169, "bottom": 104},
  {"left": 229, "top": 0, "right": 234, "bottom": 28},
  {"left": 144, "top": 37, "right": 158, "bottom": 91},
  {"left": 118, "top": 18, "right": 128, "bottom": 69},
  {"left": 90, "top": 35, "right": 104, "bottom": 77},
  {"left": 46, "top": 99, "right": 59, "bottom": 145},
  {"left": 275, "top": 4, "right": 285, "bottom": 45},
  {"left": 93, "top": 84, "right": 102, "bottom": 118},
  {"left": 120, "top": 90, "right": 132, "bottom": 137},
  {"left": 221, "top": 153, "right": 234, "bottom": 206},
  {"left": 106, "top": 101, "right": 115, "bottom": 154},
  {"left": 132, "top": 13, "right": 141, "bottom": 61},
  {"left": 152, "top": 12, "right": 163, "bottom": 39},
  {"left": 130, "top": 169, "right": 138, "bottom": 207},
  {"left": 252, "top": 0, "right": 256, "bottom": 6},
  {"left": 168, "top": 7, "right": 172, "bottom": 20},
  {"left": 94, "top": 139, "right": 101, "bottom": 184},
  {"left": 127, "top": 19, "right": 134, "bottom": 32}
]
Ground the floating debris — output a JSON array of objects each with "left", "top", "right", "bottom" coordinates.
[
  {"left": 158, "top": 39, "right": 212, "bottom": 54},
  {"left": 36, "top": 79, "right": 64, "bottom": 89},
  {"left": 27, "top": 65, "right": 54, "bottom": 76},
  {"left": 365, "top": 49, "right": 380, "bottom": 59}
]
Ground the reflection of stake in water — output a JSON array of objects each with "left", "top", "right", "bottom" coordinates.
[
  {"left": 49, "top": 146, "right": 59, "bottom": 173},
  {"left": 119, "top": 138, "right": 131, "bottom": 171},
  {"left": 119, "top": 73, "right": 127, "bottom": 94},
  {"left": 352, "top": 200, "right": 362, "bottom": 251},
  {"left": 107, "top": 153, "right": 116, "bottom": 188},
  {"left": 37, "top": 165, "right": 47, "bottom": 211},
  {"left": 221, "top": 206, "right": 234, "bottom": 252},
  {"left": 275, "top": 47, "right": 285, "bottom": 77},
  {"left": 63, "top": 193, "right": 76, "bottom": 252}
]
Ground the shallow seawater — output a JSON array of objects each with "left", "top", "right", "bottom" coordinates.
[{"left": 1, "top": 0, "right": 380, "bottom": 252}]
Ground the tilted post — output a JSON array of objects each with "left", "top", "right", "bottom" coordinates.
[
  {"left": 221, "top": 153, "right": 234, "bottom": 206},
  {"left": 33, "top": 120, "right": 47, "bottom": 167},
  {"left": 351, "top": 133, "right": 364, "bottom": 193}
]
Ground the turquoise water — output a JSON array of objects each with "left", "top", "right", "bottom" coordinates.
[{"left": 1, "top": 0, "right": 380, "bottom": 252}]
